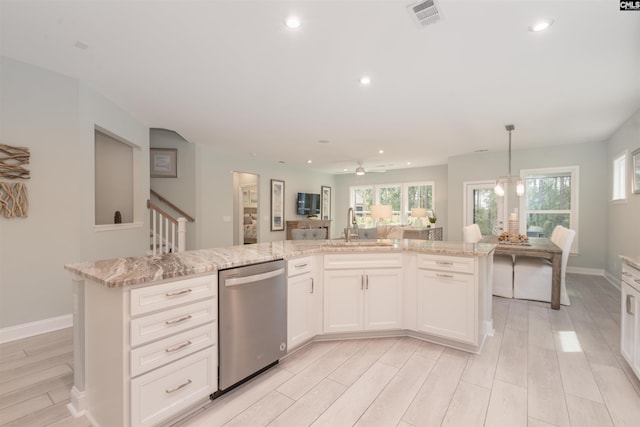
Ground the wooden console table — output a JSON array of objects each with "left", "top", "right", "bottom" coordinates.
[{"left": 286, "top": 219, "right": 332, "bottom": 240}]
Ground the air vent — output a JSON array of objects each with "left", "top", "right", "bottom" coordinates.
[{"left": 407, "top": 0, "right": 442, "bottom": 28}]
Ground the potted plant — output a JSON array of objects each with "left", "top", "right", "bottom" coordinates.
[{"left": 428, "top": 211, "right": 437, "bottom": 227}]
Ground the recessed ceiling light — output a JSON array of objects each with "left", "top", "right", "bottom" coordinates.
[
  {"left": 284, "top": 15, "right": 301, "bottom": 30},
  {"left": 378, "top": 150, "right": 384, "bottom": 154},
  {"left": 407, "top": 162, "right": 412, "bottom": 165},
  {"left": 360, "top": 75, "right": 371, "bottom": 86},
  {"left": 343, "top": 168, "right": 348, "bottom": 172},
  {"left": 307, "top": 160, "right": 312, "bottom": 164},
  {"left": 529, "top": 19, "right": 554, "bottom": 32}
]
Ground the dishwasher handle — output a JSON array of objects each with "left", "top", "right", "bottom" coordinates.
[{"left": 224, "top": 268, "right": 285, "bottom": 287}]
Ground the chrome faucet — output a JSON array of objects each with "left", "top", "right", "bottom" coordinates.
[{"left": 345, "top": 207, "right": 359, "bottom": 242}]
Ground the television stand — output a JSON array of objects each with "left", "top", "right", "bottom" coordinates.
[{"left": 286, "top": 219, "right": 332, "bottom": 240}]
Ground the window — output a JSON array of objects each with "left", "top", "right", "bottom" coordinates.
[
  {"left": 613, "top": 151, "right": 627, "bottom": 201},
  {"left": 349, "top": 181, "right": 434, "bottom": 226},
  {"left": 519, "top": 166, "right": 579, "bottom": 252}
]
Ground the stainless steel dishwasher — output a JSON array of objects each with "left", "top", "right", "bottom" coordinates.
[{"left": 217, "top": 260, "right": 287, "bottom": 394}]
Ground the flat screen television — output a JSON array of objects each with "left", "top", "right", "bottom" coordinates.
[{"left": 297, "top": 192, "right": 321, "bottom": 216}]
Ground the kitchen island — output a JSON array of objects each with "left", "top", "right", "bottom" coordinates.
[{"left": 65, "top": 239, "right": 495, "bottom": 427}]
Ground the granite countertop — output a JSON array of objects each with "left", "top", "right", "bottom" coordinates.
[
  {"left": 621, "top": 255, "right": 640, "bottom": 271},
  {"left": 64, "top": 239, "right": 496, "bottom": 288}
]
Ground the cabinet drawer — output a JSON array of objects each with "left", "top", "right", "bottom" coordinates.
[
  {"left": 130, "top": 299, "right": 216, "bottom": 347},
  {"left": 130, "top": 275, "right": 217, "bottom": 316},
  {"left": 130, "top": 349, "right": 216, "bottom": 427},
  {"left": 130, "top": 323, "right": 216, "bottom": 377},
  {"left": 418, "top": 254, "right": 475, "bottom": 274},
  {"left": 622, "top": 264, "right": 640, "bottom": 292},
  {"left": 324, "top": 253, "right": 403, "bottom": 269},
  {"left": 287, "top": 256, "right": 314, "bottom": 277}
]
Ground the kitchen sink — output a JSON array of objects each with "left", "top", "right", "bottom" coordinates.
[{"left": 326, "top": 240, "right": 394, "bottom": 247}]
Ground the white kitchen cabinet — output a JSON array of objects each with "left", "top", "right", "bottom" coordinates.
[
  {"left": 80, "top": 274, "right": 217, "bottom": 427},
  {"left": 621, "top": 261, "right": 640, "bottom": 380},
  {"left": 417, "top": 254, "right": 478, "bottom": 345},
  {"left": 323, "top": 253, "right": 403, "bottom": 333},
  {"left": 287, "top": 256, "right": 321, "bottom": 350}
]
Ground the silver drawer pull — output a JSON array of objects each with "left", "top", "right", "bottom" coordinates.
[
  {"left": 622, "top": 271, "right": 631, "bottom": 276},
  {"left": 166, "top": 379, "right": 192, "bottom": 394},
  {"left": 436, "top": 273, "right": 454, "bottom": 278},
  {"left": 165, "top": 314, "right": 192, "bottom": 325},
  {"left": 295, "top": 263, "right": 308, "bottom": 268},
  {"left": 165, "top": 289, "right": 192, "bottom": 297},
  {"left": 436, "top": 261, "right": 454, "bottom": 266},
  {"left": 165, "top": 340, "right": 192, "bottom": 353},
  {"left": 627, "top": 294, "right": 635, "bottom": 315},
  {"left": 310, "top": 277, "right": 314, "bottom": 294}
]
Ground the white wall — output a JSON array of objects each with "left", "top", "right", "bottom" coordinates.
[
  {"left": 0, "top": 56, "right": 149, "bottom": 329},
  {"left": 606, "top": 108, "right": 640, "bottom": 280}
]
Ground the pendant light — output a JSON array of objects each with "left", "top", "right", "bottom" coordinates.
[{"left": 494, "top": 124, "right": 524, "bottom": 197}]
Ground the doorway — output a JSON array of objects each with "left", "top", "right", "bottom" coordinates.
[
  {"left": 233, "top": 172, "right": 259, "bottom": 245},
  {"left": 463, "top": 181, "right": 506, "bottom": 235}
]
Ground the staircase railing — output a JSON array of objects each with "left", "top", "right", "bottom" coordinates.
[
  {"left": 150, "top": 189, "right": 195, "bottom": 222},
  {"left": 147, "top": 199, "right": 187, "bottom": 255}
]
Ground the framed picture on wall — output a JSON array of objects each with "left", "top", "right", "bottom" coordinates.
[
  {"left": 270, "top": 179, "right": 285, "bottom": 231},
  {"left": 633, "top": 148, "right": 640, "bottom": 194},
  {"left": 150, "top": 148, "right": 177, "bottom": 178},
  {"left": 321, "top": 186, "right": 331, "bottom": 220}
]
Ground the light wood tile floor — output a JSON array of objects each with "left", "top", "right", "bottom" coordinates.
[{"left": 2, "top": 274, "right": 640, "bottom": 427}]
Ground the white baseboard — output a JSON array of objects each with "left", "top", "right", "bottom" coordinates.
[
  {"left": 0, "top": 314, "right": 73, "bottom": 344},
  {"left": 604, "top": 270, "right": 621, "bottom": 290},
  {"left": 567, "top": 266, "right": 604, "bottom": 276}
]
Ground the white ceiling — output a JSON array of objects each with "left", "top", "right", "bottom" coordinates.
[{"left": 2, "top": 0, "right": 639, "bottom": 174}]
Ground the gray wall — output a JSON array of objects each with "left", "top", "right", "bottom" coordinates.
[
  {"left": 606, "top": 108, "right": 640, "bottom": 281},
  {"left": 150, "top": 129, "right": 197, "bottom": 250},
  {"left": 333, "top": 165, "right": 449, "bottom": 240},
  {"left": 448, "top": 140, "right": 609, "bottom": 271},
  {"left": 194, "top": 147, "right": 336, "bottom": 248},
  {"left": 0, "top": 56, "right": 149, "bottom": 329}
]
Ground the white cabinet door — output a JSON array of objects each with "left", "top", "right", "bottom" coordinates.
[
  {"left": 417, "top": 269, "right": 476, "bottom": 344},
  {"left": 364, "top": 268, "right": 403, "bottom": 330},
  {"left": 323, "top": 270, "right": 365, "bottom": 333},
  {"left": 287, "top": 273, "right": 316, "bottom": 350},
  {"left": 621, "top": 282, "right": 636, "bottom": 366}
]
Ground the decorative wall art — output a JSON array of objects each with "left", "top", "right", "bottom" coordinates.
[
  {"left": 0, "top": 143, "right": 30, "bottom": 218},
  {"left": 0, "top": 144, "right": 30, "bottom": 179},
  {"left": 150, "top": 148, "right": 177, "bottom": 178},
  {"left": 270, "top": 179, "right": 285, "bottom": 231},
  {"left": 0, "top": 182, "right": 29, "bottom": 218},
  {"left": 321, "top": 185, "right": 331, "bottom": 220}
]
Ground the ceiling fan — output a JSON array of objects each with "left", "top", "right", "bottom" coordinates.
[{"left": 355, "top": 161, "right": 387, "bottom": 175}]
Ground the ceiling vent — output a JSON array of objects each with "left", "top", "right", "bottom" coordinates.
[{"left": 407, "top": 0, "right": 442, "bottom": 28}]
